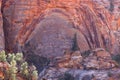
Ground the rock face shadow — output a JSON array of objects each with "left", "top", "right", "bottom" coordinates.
[
  {"left": 22, "top": 11, "right": 85, "bottom": 72},
  {"left": 23, "top": 12, "right": 75, "bottom": 57}
]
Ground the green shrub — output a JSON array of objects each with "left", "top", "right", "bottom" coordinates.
[
  {"left": 0, "top": 50, "right": 7, "bottom": 62},
  {"left": 0, "top": 50, "right": 38, "bottom": 80}
]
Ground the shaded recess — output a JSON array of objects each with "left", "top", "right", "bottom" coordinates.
[{"left": 22, "top": 10, "right": 89, "bottom": 72}]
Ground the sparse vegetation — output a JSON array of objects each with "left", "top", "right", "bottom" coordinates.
[
  {"left": 72, "top": 33, "right": 80, "bottom": 51},
  {"left": 107, "top": 71, "right": 113, "bottom": 77},
  {"left": 0, "top": 50, "right": 38, "bottom": 80},
  {"left": 81, "top": 50, "right": 91, "bottom": 58},
  {"left": 112, "top": 54, "right": 120, "bottom": 65},
  {"left": 109, "top": 0, "right": 114, "bottom": 12},
  {"left": 58, "top": 73, "right": 75, "bottom": 80}
]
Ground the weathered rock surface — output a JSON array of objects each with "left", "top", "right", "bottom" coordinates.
[
  {"left": 1, "top": 0, "right": 116, "bottom": 57},
  {"left": 0, "top": 0, "right": 120, "bottom": 79},
  {"left": 37, "top": 48, "right": 120, "bottom": 80},
  {"left": 95, "top": 0, "right": 120, "bottom": 30},
  {"left": 83, "top": 49, "right": 117, "bottom": 70},
  {"left": 22, "top": 12, "right": 89, "bottom": 58},
  {"left": 53, "top": 49, "right": 118, "bottom": 70},
  {"left": 0, "top": 0, "right": 4, "bottom": 51},
  {"left": 39, "top": 67, "right": 120, "bottom": 80}
]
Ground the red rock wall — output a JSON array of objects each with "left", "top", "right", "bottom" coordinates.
[
  {"left": 0, "top": 0, "right": 4, "bottom": 51},
  {"left": 0, "top": 0, "right": 119, "bottom": 55},
  {"left": 95, "top": 0, "right": 120, "bottom": 30},
  {"left": 1, "top": 0, "right": 120, "bottom": 73}
]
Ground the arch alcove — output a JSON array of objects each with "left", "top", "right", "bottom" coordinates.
[
  {"left": 22, "top": 9, "right": 89, "bottom": 72},
  {"left": 23, "top": 10, "right": 75, "bottom": 57}
]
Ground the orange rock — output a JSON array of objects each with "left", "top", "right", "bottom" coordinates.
[
  {"left": 96, "top": 50, "right": 111, "bottom": 58},
  {"left": 0, "top": 71, "right": 4, "bottom": 79},
  {"left": 1, "top": 0, "right": 114, "bottom": 53},
  {"left": 108, "top": 77, "right": 114, "bottom": 80}
]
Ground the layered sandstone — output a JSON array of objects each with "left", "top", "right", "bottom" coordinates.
[
  {"left": 1, "top": 0, "right": 115, "bottom": 54},
  {"left": 0, "top": 1, "right": 120, "bottom": 79}
]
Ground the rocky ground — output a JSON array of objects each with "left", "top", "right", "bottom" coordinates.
[
  {"left": 39, "top": 49, "right": 120, "bottom": 80},
  {"left": 39, "top": 68, "right": 120, "bottom": 80}
]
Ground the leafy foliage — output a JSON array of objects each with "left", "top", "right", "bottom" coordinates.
[
  {"left": 0, "top": 51, "right": 7, "bottom": 62},
  {"left": 0, "top": 50, "right": 38, "bottom": 80}
]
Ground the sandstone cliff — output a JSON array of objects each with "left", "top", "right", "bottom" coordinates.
[
  {"left": 0, "top": 0, "right": 120, "bottom": 80},
  {"left": 1, "top": 0, "right": 117, "bottom": 55}
]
